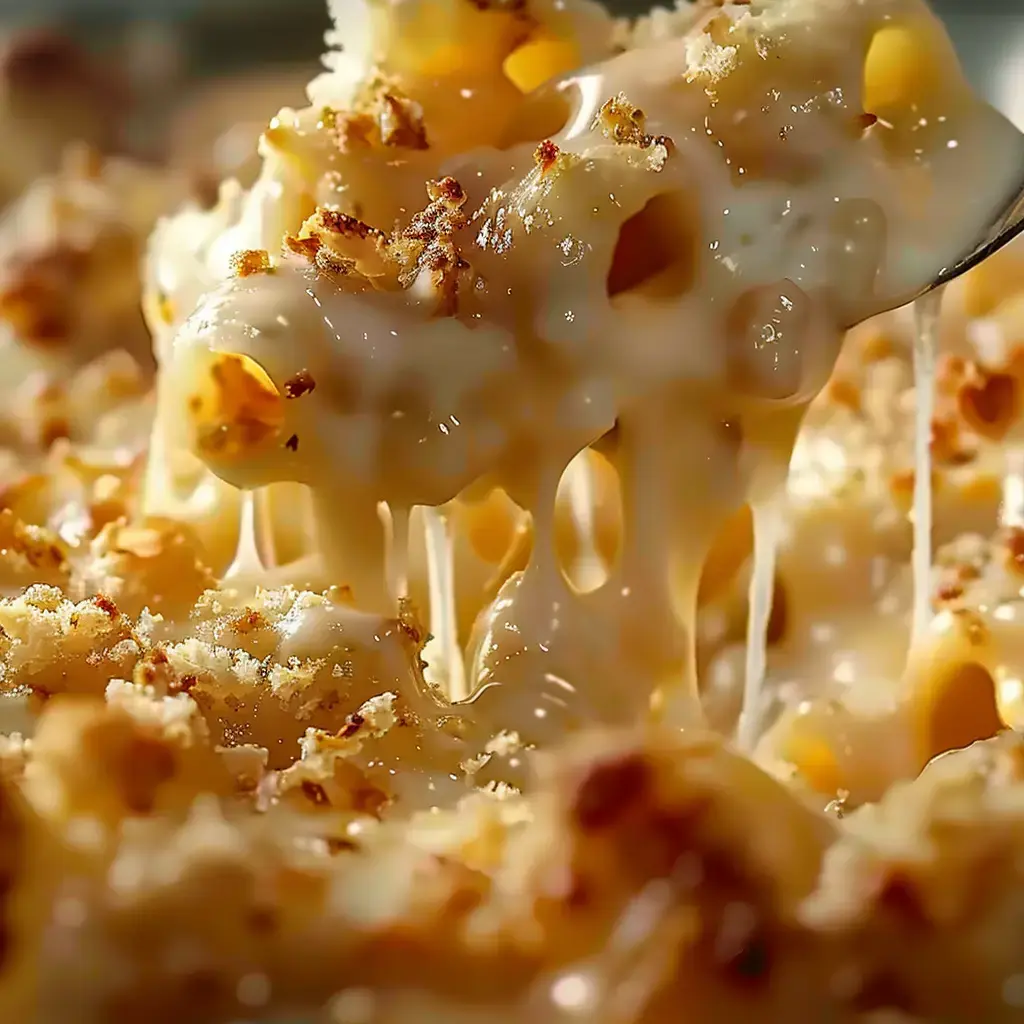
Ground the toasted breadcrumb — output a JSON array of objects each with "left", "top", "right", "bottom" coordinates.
[
  {"left": 596, "top": 93, "right": 653, "bottom": 148},
  {"left": 287, "top": 179, "right": 471, "bottom": 313},
  {"left": 76, "top": 517, "right": 217, "bottom": 619},
  {"left": 955, "top": 364, "right": 1020, "bottom": 441},
  {"left": 0, "top": 585, "right": 140, "bottom": 700},
  {"left": 229, "top": 249, "right": 274, "bottom": 278},
  {"left": 0, "top": 509, "right": 68, "bottom": 589},
  {"left": 285, "top": 207, "right": 391, "bottom": 279},
  {"left": 0, "top": 245, "right": 84, "bottom": 346},
  {"left": 684, "top": 31, "right": 738, "bottom": 83},
  {"left": 328, "top": 77, "right": 429, "bottom": 152},
  {"left": 389, "top": 177, "right": 472, "bottom": 312},
  {"left": 592, "top": 93, "right": 673, "bottom": 172},
  {"left": 283, "top": 368, "right": 317, "bottom": 399},
  {"left": 25, "top": 681, "right": 231, "bottom": 825},
  {"left": 534, "top": 139, "right": 561, "bottom": 174},
  {"left": 802, "top": 734, "right": 1024, "bottom": 1021}
]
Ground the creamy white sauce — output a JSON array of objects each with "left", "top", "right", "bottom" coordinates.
[{"left": 150, "top": 0, "right": 1024, "bottom": 765}]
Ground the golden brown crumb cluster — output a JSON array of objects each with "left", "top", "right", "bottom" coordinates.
[
  {"left": 4, "top": 655, "right": 1021, "bottom": 1023},
  {"left": 229, "top": 249, "right": 274, "bottom": 278},
  {"left": 0, "top": 509, "right": 68, "bottom": 583},
  {"left": 591, "top": 92, "right": 675, "bottom": 174},
  {"left": 283, "top": 368, "right": 317, "bottom": 399},
  {"left": 956, "top": 364, "right": 1020, "bottom": 441},
  {"left": 595, "top": 93, "right": 668, "bottom": 150},
  {"left": 0, "top": 244, "right": 89, "bottom": 346},
  {"left": 286, "top": 178, "right": 472, "bottom": 313},
  {"left": 327, "top": 77, "right": 430, "bottom": 152},
  {"left": 533, "top": 139, "right": 561, "bottom": 173},
  {"left": 285, "top": 207, "right": 391, "bottom": 278},
  {"left": 390, "top": 177, "right": 472, "bottom": 311}
]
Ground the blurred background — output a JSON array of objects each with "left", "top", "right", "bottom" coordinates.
[{"left": 0, "top": 0, "right": 1019, "bottom": 193}]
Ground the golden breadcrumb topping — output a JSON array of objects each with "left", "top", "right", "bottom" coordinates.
[
  {"left": 229, "top": 249, "right": 274, "bottom": 278},
  {"left": 285, "top": 207, "right": 391, "bottom": 279},
  {"left": 286, "top": 178, "right": 472, "bottom": 313},
  {"left": 594, "top": 92, "right": 674, "bottom": 160},
  {"left": 326, "top": 77, "right": 430, "bottom": 152}
]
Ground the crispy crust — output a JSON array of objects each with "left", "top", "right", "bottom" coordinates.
[
  {"left": 286, "top": 177, "right": 472, "bottom": 313},
  {"left": 229, "top": 250, "right": 274, "bottom": 278},
  {"left": 327, "top": 78, "right": 430, "bottom": 153}
]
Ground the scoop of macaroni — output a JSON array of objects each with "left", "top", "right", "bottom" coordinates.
[{"left": 155, "top": 0, "right": 1024, "bottom": 743}]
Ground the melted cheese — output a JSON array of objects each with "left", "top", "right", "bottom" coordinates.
[{"left": 149, "top": 0, "right": 1024, "bottom": 763}]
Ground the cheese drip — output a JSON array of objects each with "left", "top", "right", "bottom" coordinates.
[
  {"left": 152, "top": 0, "right": 1024, "bottom": 757},
  {"left": 223, "top": 489, "right": 265, "bottom": 581},
  {"left": 738, "top": 498, "right": 783, "bottom": 752},
  {"left": 422, "top": 506, "right": 467, "bottom": 700},
  {"left": 911, "top": 288, "right": 944, "bottom": 643},
  {"left": 1003, "top": 447, "right": 1024, "bottom": 528}
]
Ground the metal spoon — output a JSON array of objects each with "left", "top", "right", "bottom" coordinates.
[{"left": 927, "top": 175, "right": 1024, "bottom": 293}]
